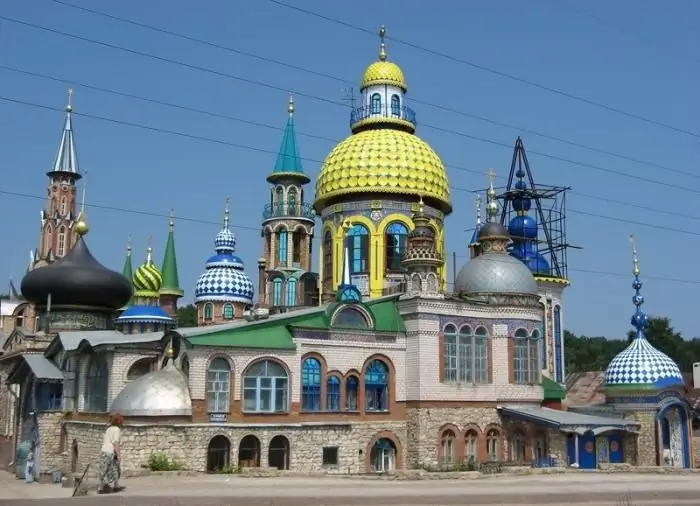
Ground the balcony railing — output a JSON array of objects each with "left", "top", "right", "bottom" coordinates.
[
  {"left": 350, "top": 104, "right": 416, "bottom": 128},
  {"left": 262, "top": 202, "right": 316, "bottom": 221}
]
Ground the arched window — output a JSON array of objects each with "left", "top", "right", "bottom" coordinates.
[
  {"left": 513, "top": 328, "right": 539, "bottom": 384},
  {"left": 326, "top": 375, "right": 340, "bottom": 412},
  {"left": 292, "top": 230, "right": 302, "bottom": 264},
  {"left": 533, "top": 432, "right": 547, "bottom": 461},
  {"left": 440, "top": 429, "right": 456, "bottom": 466},
  {"left": 223, "top": 303, "right": 234, "bottom": 320},
  {"left": 207, "top": 357, "right": 231, "bottom": 413},
  {"left": 554, "top": 305, "right": 563, "bottom": 382},
  {"left": 322, "top": 230, "right": 333, "bottom": 289},
  {"left": 301, "top": 357, "right": 321, "bottom": 411},
  {"left": 85, "top": 354, "right": 108, "bottom": 412},
  {"left": 364, "top": 359, "right": 389, "bottom": 412},
  {"left": 57, "top": 226, "right": 67, "bottom": 257},
  {"left": 127, "top": 358, "right": 153, "bottom": 381},
  {"left": 510, "top": 429, "right": 527, "bottom": 462},
  {"left": 442, "top": 325, "right": 489, "bottom": 384},
  {"left": 287, "top": 187, "right": 297, "bottom": 215},
  {"left": 333, "top": 307, "right": 370, "bottom": 328},
  {"left": 370, "top": 93, "right": 381, "bottom": 114},
  {"left": 486, "top": 429, "right": 501, "bottom": 461},
  {"left": 465, "top": 430, "right": 479, "bottom": 465},
  {"left": 277, "top": 228, "right": 288, "bottom": 265},
  {"left": 538, "top": 304, "right": 546, "bottom": 369},
  {"left": 530, "top": 330, "right": 540, "bottom": 381},
  {"left": 384, "top": 222, "right": 408, "bottom": 272},
  {"left": 345, "top": 375, "right": 359, "bottom": 411},
  {"left": 44, "top": 225, "right": 53, "bottom": 256},
  {"left": 62, "top": 356, "right": 77, "bottom": 411},
  {"left": 286, "top": 278, "right": 297, "bottom": 307},
  {"left": 272, "top": 278, "right": 283, "bottom": 306},
  {"left": 390, "top": 94, "right": 400, "bottom": 117},
  {"left": 204, "top": 303, "right": 213, "bottom": 321},
  {"left": 243, "top": 360, "right": 288, "bottom": 413},
  {"left": 275, "top": 186, "right": 284, "bottom": 209},
  {"left": 348, "top": 224, "right": 369, "bottom": 274},
  {"left": 60, "top": 197, "right": 67, "bottom": 215}
]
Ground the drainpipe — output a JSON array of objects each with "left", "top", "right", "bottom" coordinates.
[{"left": 8, "top": 385, "right": 20, "bottom": 467}]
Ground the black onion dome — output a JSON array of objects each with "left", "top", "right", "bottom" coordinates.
[
  {"left": 477, "top": 221, "right": 509, "bottom": 240},
  {"left": 21, "top": 236, "right": 132, "bottom": 310}
]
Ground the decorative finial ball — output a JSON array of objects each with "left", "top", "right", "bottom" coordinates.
[
  {"left": 630, "top": 311, "right": 649, "bottom": 330},
  {"left": 65, "top": 104, "right": 73, "bottom": 113},
  {"left": 379, "top": 25, "right": 386, "bottom": 38},
  {"left": 633, "top": 294, "right": 644, "bottom": 306},
  {"left": 75, "top": 219, "right": 89, "bottom": 236}
]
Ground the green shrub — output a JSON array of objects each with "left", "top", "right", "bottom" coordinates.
[{"left": 148, "top": 453, "right": 183, "bottom": 471}]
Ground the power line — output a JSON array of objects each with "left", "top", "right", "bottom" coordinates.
[
  {"left": 3, "top": 186, "right": 698, "bottom": 286},
  {"left": 4, "top": 93, "right": 700, "bottom": 238},
  {"left": 264, "top": 0, "right": 700, "bottom": 141},
  {"left": 4, "top": 14, "right": 700, "bottom": 194},
  {"left": 43, "top": 0, "right": 699, "bottom": 181},
  {"left": 4, "top": 64, "right": 700, "bottom": 226}
]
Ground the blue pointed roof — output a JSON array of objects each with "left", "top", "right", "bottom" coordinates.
[{"left": 267, "top": 95, "right": 310, "bottom": 184}]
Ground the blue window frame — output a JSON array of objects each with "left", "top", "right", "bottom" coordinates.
[
  {"left": 345, "top": 375, "right": 359, "bottom": 410},
  {"left": 348, "top": 224, "right": 369, "bottom": 274},
  {"left": 278, "top": 229, "right": 288, "bottom": 264},
  {"left": 223, "top": 303, "right": 234, "bottom": 320},
  {"left": 364, "top": 360, "right": 389, "bottom": 412},
  {"left": 207, "top": 357, "right": 231, "bottom": 413},
  {"left": 390, "top": 94, "right": 400, "bottom": 116},
  {"left": 371, "top": 93, "right": 381, "bottom": 114},
  {"left": 327, "top": 375, "right": 340, "bottom": 412},
  {"left": 272, "top": 278, "right": 283, "bottom": 306},
  {"left": 286, "top": 278, "right": 297, "bottom": 307},
  {"left": 243, "top": 360, "right": 289, "bottom": 413},
  {"left": 301, "top": 358, "right": 321, "bottom": 411},
  {"left": 384, "top": 222, "right": 408, "bottom": 272},
  {"left": 554, "top": 305, "right": 563, "bottom": 382}
]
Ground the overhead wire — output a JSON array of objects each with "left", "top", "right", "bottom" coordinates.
[{"left": 42, "top": 0, "right": 699, "bottom": 181}]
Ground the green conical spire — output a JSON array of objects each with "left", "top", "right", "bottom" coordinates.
[
  {"left": 122, "top": 234, "right": 133, "bottom": 281},
  {"left": 267, "top": 95, "right": 310, "bottom": 184},
  {"left": 160, "top": 211, "right": 184, "bottom": 298}
]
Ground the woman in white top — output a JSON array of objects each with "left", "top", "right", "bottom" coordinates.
[{"left": 98, "top": 413, "right": 123, "bottom": 494}]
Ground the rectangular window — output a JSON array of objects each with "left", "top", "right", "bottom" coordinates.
[
  {"left": 443, "top": 334, "right": 458, "bottom": 382},
  {"left": 458, "top": 335, "right": 473, "bottom": 383},
  {"left": 513, "top": 341, "right": 529, "bottom": 384},
  {"left": 322, "top": 446, "right": 339, "bottom": 467},
  {"left": 206, "top": 368, "right": 230, "bottom": 413},
  {"left": 474, "top": 339, "right": 489, "bottom": 384},
  {"left": 243, "top": 377, "right": 288, "bottom": 413}
]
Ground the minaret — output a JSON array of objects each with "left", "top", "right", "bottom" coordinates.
[
  {"left": 468, "top": 194, "right": 482, "bottom": 259},
  {"left": 34, "top": 89, "right": 83, "bottom": 268},
  {"left": 119, "top": 234, "right": 134, "bottom": 311},
  {"left": 159, "top": 210, "right": 184, "bottom": 316},
  {"left": 260, "top": 95, "right": 316, "bottom": 310},
  {"left": 401, "top": 197, "right": 444, "bottom": 297}
]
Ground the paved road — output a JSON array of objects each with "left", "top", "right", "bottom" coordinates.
[{"left": 2, "top": 472, "right": 700, "bottom": 505}]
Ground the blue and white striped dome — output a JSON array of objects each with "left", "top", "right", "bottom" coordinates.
[{"left": 194, "top": 203, "right": 254, "bottom": 304}]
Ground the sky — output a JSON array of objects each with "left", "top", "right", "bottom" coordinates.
[{"left": 1, "top": 0, "right": 699, "bottom": 339}]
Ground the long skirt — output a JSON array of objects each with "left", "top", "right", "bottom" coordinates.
[{"left": 99, "top": 451, "right": 119, "bottom": 486}]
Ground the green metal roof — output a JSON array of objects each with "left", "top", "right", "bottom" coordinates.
[
  {"left": 267, "top": 106, "right": 310, "bottom": 184},
  {"left": 542, "top": 375, "right": 565, "bottom": 401},
  {"left": 160, "top": 222, "right": 183, "bottom": 297}
]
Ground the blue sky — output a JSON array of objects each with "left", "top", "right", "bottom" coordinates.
[{"left": 2, "top": 0, "right": 699, "bottom": 338}]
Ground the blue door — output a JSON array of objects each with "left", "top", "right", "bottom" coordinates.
[
  {"left": 578, "top": 434, "right": 597, "bottom": 469},
  {"left": 608, "top": 435, "right": 623, "bottom": 463}
]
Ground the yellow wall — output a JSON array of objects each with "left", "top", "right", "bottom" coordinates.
[{"left": 320, "top": 212, "right": 445, "bottom": 298}]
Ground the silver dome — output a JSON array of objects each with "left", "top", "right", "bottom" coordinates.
[
  {"left": 110, "top": 361, "right": 192, "bottom": 416},
  {"left": 454, "top": 253, "right": 539, "bottom": 296}
]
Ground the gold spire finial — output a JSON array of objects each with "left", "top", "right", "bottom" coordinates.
[
  {"left": 168, "top": 208, "right": 175, "bottom": 230},
  {"left": 126, "top": 233, "right": 132, "bottom": 256},
  {"left": 223, "top": 197, "right": 231, "bottom": 229},
  {"left": 146, "top": 236, "right": 153, "bottom": 263},
  {"left": 486, "top": 169, "right": 499, "bottom": 221},
  {"left": 66, "top": 88, "right": 74, "bottom": 113},
  {"left": 629, "top": 234, "right": 640, "bottom": 276},
  {"left": 75, "top": 177, "right": 89, "bottom": 236},
  {"left": 378, "top": 25, "right": 387, "bottom": 61},
  {"left": 288, "top": 94, "right": 295, "bottom": 116}
]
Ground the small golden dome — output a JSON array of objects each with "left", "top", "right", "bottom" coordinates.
[
  {"left": 314, "top": 129, "right": 451, "bottom": 213},
  {"left": 361, "top": 60, "right": 407, "bottom": 92},
  {"left": 75, "top": 211, "right": 89, "bottom": 236}
]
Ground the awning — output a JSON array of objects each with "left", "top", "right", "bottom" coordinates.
[
  {"left": 499, "top": 405, "right": 639, "bottom": 435},
  {"left": 6, "top": 353, "right": 63, "bottom": 384}
]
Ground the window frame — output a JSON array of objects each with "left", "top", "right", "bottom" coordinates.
[
  {"left": 242, "top": 360, "right": 289, "bottom": 414},
  {"left": 206, "top": 357, "right": 231, "bottom": 414}
]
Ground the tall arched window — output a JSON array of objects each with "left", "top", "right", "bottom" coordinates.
[
  {"left": 207, "top": 357, "right": 231, "bottom": 413},
  {"left": 326, "top": 375, "right": 340, "bottom": 411},
  {"left": 530, "top": 330, "right": 541, "bottom": 380},
  {"left": 57, "top": 226, "right": 67, "bottom": 256},
  {"left": 292, "top": 230, "right": 302, "bottom": 264},
  {"left": 286, "top": 278, "right": 297, "bottom": 307},
  {"left": 554, "top": 305, "right": 563, "bottom": 382},
  {"left": 44, "top": 225, "right": 53, "bottom": 256},
  {"left": 510, "top": 429, "right": 527, "bottom": 462},
  {"left": 275, "top": 186, "right": 284, "bottom": 209},
  {"left": 513, "top": 328, "right": 529, "bottom": 384},
  {"left": 442, "top": 325, "right": 488, "bottom": 384},
  {"left": 371, "top": 93, "right": 381, "bottom": 114},
  {"left": 465, "top": 430, "right": 479, "bottom": 465},
  {"left": 60, "top": 197, "right": 67, "bottom": 215},
  {"left": 348, "top": 224, "right": 369, "bottom": 274},
  {"left": 272, "top": 278, "right": 283, "bottom": 306},
  {"left": 243, "top": 360, "right": 288, "bottom": 413},
  {"left": 277, "top": 228, "right": 288, "bottom": 265},
  {"left": 538, "top": 303, "right": 547, "bottom": 369},
  {"left": 223, "top": 303, "right": 234, "bottom": 320},
  {"left": 322, "top": 230, "right": 333, "bottom": 289},
  {"left": 384, "top": 222, "right": 408, "bottom": 272},
  {"left": 474, "top": 327, "right": 489, "bottom": 383},
  {"left": 345, "top": 375, "right": 358, "bottom": 410},
  {"left": 440, "top": 429, "right": 456, "bottom": 466},
  {"left": 204, "top": 303, "right": 214, "bottom": 321},
  {"left": 364, "top": 359, "right": 389, "bottom": 412},
  {"left": 287, "top": 187, "right": 297, "bottom": 215},
  {"left": 85, "top": 354, "right": 108, "bottom": 412},
  {"left": 390, "top": 94, "right": 400, "bottom": 116},
  {"left": 301, "top": 357, "right": 321, "bottom": 411},
  {"left": 486, "top": 429, "right": 501, "bottom": 461}
]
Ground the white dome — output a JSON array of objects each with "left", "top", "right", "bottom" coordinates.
[
  {"left": 455, "top": 253, "right": 538, "bottom": 296},
  {"left": 110, "top": 361, "right": 191, "bottom": 416}
]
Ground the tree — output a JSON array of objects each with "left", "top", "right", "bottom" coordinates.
[{"left": 176, "top": 304, "right": 196, "bottom": 327}]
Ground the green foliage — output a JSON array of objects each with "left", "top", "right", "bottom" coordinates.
[
  {"left": 566, "top": 317, "right": 700, "bottom": 373},
  {"left": 148, "top": 453, "right": 183, "bottom": 471},
  {"left": 213, "top": 464, "right": 239, "bottom": 474},
  {"left": 176, "top": 304, "right": 197, "bottom": 327}
]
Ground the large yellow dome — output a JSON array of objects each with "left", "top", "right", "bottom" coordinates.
[
  {"left": 361, "top": 61, "right": 406, "bottom": 91},
  {"left": 313, "top": 129, "right": 451, "bottom": 213}
]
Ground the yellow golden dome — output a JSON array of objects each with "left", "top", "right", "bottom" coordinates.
[
  {"left": 313, "top": 129, "right": 451, "bottom": 213},
  {"left": 361, "top": 60, "right": 407, "bottom": 92}
]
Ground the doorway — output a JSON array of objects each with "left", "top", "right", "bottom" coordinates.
[
  {"left": 268, "top": 435, "right": 290, "bottom": 470},
  {"left": 658, "top": 404, "right": 690, "bottom": 468},
  {"left": 578, "top": 434, "right": 596, "bottom": 469},
  {"left": 370, "top": 438, "right": 396, "bottom": 473},
  {"left": 206, "top": 435, "right": 231, "bottom": 473},
  {"left": 238, "top": 435, "right": 261, "bottom": 468}
]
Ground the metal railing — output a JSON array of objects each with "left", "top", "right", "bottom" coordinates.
[
  {"left": 350, "top": 104, "right": 416, "bottom": 128},
  {"left": 262, "top": 202, "right": 315, "bottom": 221}
]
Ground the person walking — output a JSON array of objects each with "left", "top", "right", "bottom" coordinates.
[{"left": 98, "top": 413, "right": 123, "bottom": 494}]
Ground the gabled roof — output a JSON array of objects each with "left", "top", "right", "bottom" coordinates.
[
  {"left": 183, "top": 294, "right": 405, "bottom": 348},
  {"left": 6, "top": 353, "right": 63, "bottom": 384},
  {"left": 45, "top": 329, "right": 163, "bottom": 357},
  {"left": 499, "top": 405, "right": 639, "bottom": 435}
]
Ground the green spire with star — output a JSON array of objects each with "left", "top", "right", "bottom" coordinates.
[
  {"left": 160, "top": 210, "right": 184, "bottom": 298},
  {"left": 120, "top": 234, "right": 134, "bottom": 309},
  {"left": 267, "top": 94, "right": 310, "bottom": 184}
]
